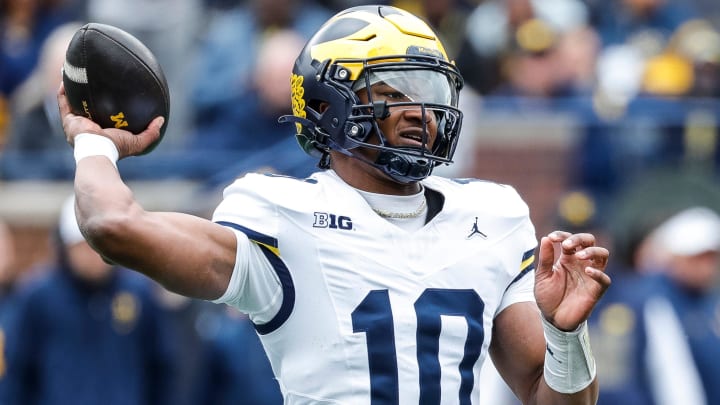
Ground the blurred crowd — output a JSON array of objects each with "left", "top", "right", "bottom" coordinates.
[
  {"left": 0, "top": 195, "right": 283, "bottom": 404},
  {"left": 1, "top": 0, "right": 720, "bottom": 191},
  {"left": 1, "top": 0, "right": 720, "bottom": 404}
]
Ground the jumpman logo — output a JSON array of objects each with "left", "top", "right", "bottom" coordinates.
[{"left": 466, "top": 217, "right": 487, "bottom": 239}]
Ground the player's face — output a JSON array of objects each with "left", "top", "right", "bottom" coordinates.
[
  {"left": 356, "top": 74, "right": 443, "bottom": 153},
  {"left": 669, "top": 250, "right": 719, "bottom": 292},
  {"left": 330, "top": 68, "right": 458, "bottom": 190}
]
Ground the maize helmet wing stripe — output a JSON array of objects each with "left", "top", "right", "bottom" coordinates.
[{"left": 307, "top": 6, "right": 450, "bottom": 81}]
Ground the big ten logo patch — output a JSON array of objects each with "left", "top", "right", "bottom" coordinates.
[{"left": 313, "top": 212, "right": 353, "bottom": 230}]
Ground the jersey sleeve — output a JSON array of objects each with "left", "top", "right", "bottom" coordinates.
[
  {"left": 210, "top": 175, "right": 285, "bottom": 324},
  {"left": 211, "top": 229, "right": 283, "bottom": 324},
  {"left": 493, "top": 186, "right": 538, "bottom": 316},
  {"left": 496, "top": 267, "right": 535, "bottom": 315}
]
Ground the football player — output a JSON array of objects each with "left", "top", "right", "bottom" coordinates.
[{"left": 58, "top": 5, "right": 610, "bottom": 404}]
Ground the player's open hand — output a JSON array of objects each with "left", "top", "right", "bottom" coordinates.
[
  {"left": 57, "top": 83, "right": 164, "bottom": 158},
  {"left": 534, "top": 231, "right": 611, "bottom": 331}
]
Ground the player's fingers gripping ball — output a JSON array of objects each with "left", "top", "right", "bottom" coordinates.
[{"left": 62, "top": 23, "right": 170, "bottom": 154}]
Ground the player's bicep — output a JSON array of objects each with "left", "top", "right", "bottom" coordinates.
[
  {"left": 489, "top": 301, "right": 546, "bottom": 404},
  {"left": 110, "top": 210, "right": 237, "bottom": 300}
]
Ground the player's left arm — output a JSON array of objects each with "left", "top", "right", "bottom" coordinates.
[{"left": 490, "top": 231, "right": 611, "bottom": 405}]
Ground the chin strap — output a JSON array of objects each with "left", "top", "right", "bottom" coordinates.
[
  {"left": 374, "top": 150, "right": 433, "bottom": 183},
  {"left": 279, "top": 114, "right": 434, "bottom": 183}
]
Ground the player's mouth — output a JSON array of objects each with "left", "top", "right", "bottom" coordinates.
[{"left": 398, "top": 129, "right": 428, "bottom": 147}]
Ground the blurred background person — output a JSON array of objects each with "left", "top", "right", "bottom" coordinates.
[
  {"left": 188, "top": 0, "right": 331, "bottom": 149},
  {"left": 587, "top": 0, "right": 698, "bottom": 48},
  {"left": 0, "top": 0, "right": 82, "bottom": 146},
  {"left": 185, "top": 28, "right": 318, "bottom": 187},
  {"left": 569, "top": 16, "right": 720, "bottom": 203},
  {"left": 0, "top": 219, "right": 18, "bottom": 385},
  {"left": 0, "top": 21, "right": 81, "bottom": 180},
  {"left": 548, "top": 188, "right": 665, "bottom": 405},
  {"left": 488, "top": 0, "right": 595, "bottom": 102},
  {"left": 84, "top": 0, "right": 204, "bottom": 146},
  {"left": 586, "top": 169, "right": 720, "bottom": 405},
  {"left": 151, "top": 287, "right": 221, "bottom": 405},
  {"left": 0, "top": 219, "right": 17, "bottom": 315},
  {"left": 638, "top": 206, "right": 720, "bottom": 405},
  {"left": 113, "top": 1, "right": 331, "bottom": 182},
  {"left": 191, "top": 306, "right": 283, "bottom": 405},
  {"left": 579, "top": 188, "right": 660, "bottom": 405},
  {"left": 0, "top": 196, "right": 178, "bottom": 405},
  {"left": 457, "top": 0, "right": 594, "bottom": 96},
  {"left": 0, "top": 0, "right": 80, "bottom": 97},
  {"left": 456, "top": 0, "right": 534, "bottom": 95}
]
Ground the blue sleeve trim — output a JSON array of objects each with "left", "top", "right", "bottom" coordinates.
[
  {"left": 216, "top": 221, "right": 278, "bottom": 248},
  {"left": 215, "top": 221, "right": 295, "bottom": 335},
  {"left": 254, "top": 245, "right": 295, "bottom": 335}
]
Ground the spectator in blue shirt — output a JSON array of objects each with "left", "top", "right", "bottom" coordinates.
[
  {"left": 192, "top": 306, "right": 283, "bottom": 405},
  {"left": 590, "top": 204, "right": 720, "bottom": 405},
  {"left": 0, "top": 196, "right": 178, "bottom": 405}
]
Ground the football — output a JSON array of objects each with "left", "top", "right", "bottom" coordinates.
[{"left": 62, "top": 23, "right": 170, "bottom": 154}]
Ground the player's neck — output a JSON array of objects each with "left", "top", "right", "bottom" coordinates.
[{"left": 330, "top": 154, "right": 422, "bottom": 196}]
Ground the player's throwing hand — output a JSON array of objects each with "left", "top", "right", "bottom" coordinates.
[{"left": 58, "top": 83, "right": 164, "bottom": 158}]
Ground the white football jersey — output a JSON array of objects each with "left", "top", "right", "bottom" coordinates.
[{"left": 212, "top": 170, "right": 538, "bottom": 404}]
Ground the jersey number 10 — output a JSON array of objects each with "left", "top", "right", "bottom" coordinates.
[{"left": 351, "top": 289, "right": 485, "bottom": 404}]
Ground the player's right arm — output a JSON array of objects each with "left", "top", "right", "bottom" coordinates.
[{"left": 58, "top": 84, "right": 235, "bottom": 300}]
